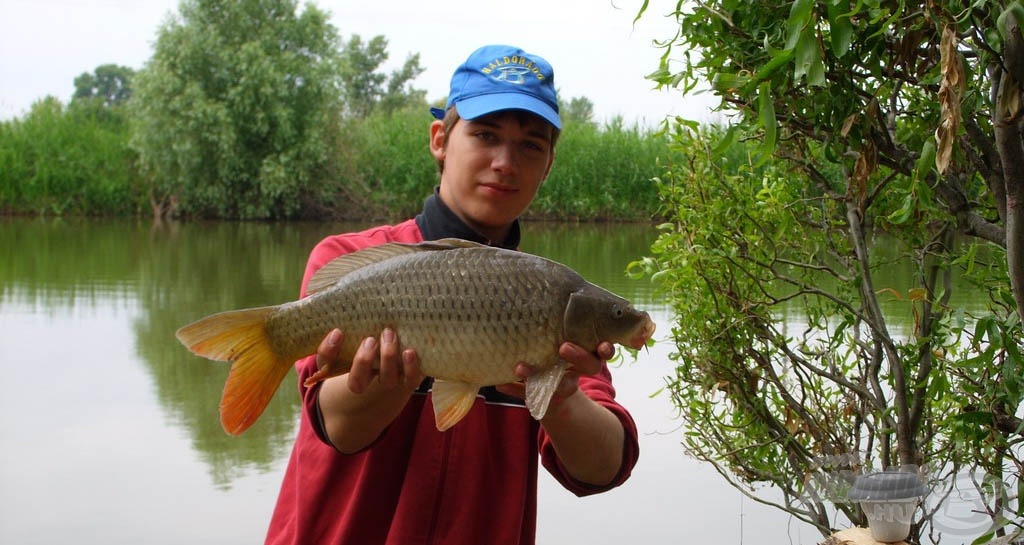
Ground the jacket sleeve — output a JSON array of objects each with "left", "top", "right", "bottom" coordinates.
[{"left": 537, "top": 365, "right": 640, "bottom": 496}]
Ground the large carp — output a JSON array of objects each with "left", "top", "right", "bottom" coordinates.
[{"left": 176, "top": 238, "right": 655, "bottom": 435}]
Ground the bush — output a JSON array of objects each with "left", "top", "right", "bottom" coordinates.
[
  {"left": 0, "top": 97, "right": 139, "bottom": 215},
  {"left": 533, "top": 117, "right": 671, "bottom": 220},
  {"left": 337, "top": 107, "right": 437, "bottom": 219}
]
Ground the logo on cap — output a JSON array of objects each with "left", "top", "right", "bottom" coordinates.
[{"left": 481, "top": 56, "right": 547, "bottom": 84}]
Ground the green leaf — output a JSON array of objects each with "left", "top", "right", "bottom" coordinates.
[
  {"left": 913, "top": 139, "right": 936, "bottom": 184},
  {"left": 712, "top": 72, "right": 752, "bottom": 93},
  {"left": 749, "top": 49, "right": 795, "bottom": 91},
  {"left": 794, "top": 29, "right": 814, "bottom": 81},
  {"left": 785, "top": 0, "right": 816, "bottom": 50},
  {"left": 827, "top": 0, "right": 854, "bottom": 57},
  {"left": 951, "top": 411, "right": 995, "bottom": 426},
  {"left": 757, "top": 82, "right": 778, "bottom": 164},
  {"left": 794, "top": 28, "right": 826, "bottom": 86},
  {"left": 888, "top": 194, "right": 913, "bottom": 222},
  {"left": 646, "top": 67, "right": 672, "bottom": 86},
  {"left": 867, "top": 8, "right": 902, "bottom": 41},
  {"left": 711, "top": 124, "right": 739, "bottom": 155},
  {"left": 807, "top": 54, "right": 826, "bottom": 86},
  {"left": 632, "top": 0, "right": 651, "bottom": 26}
]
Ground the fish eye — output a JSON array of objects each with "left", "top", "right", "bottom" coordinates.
[{"left": 613, "top": 305, "right": 624, "bottom": 318}]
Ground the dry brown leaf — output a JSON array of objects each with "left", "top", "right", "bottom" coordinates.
[
  {"left": 998, "top": 74, "right": 1022, "bottom": 122},
  {"left": 851, "top": 141, "right": 876, "bottom": 208},
  {"left": 935, "top": 25, "right": 964, "bottom": 175},
  {"left": 840, "top": 113, "right": 858, "bottom": 138}
]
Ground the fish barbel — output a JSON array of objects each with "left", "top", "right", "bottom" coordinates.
[{"left": 176, "top": 238, "right": 656, "bottom": 435}]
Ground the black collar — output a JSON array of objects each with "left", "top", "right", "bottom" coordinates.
[{"left": 414, "top": 187, "right": 521, "bottom": 249}]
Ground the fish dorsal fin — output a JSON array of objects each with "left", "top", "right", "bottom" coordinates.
[{"left": 307, "top": 238, "right": 487, "bottom": 295}]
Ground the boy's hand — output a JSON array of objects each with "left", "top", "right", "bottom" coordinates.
[{"left": 495, "top": 341, "right": 614, "bottom": 407}]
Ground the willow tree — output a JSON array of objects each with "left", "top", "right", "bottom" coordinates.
[
  {"left": 130, "top": 0, "right": 345, "bottom": 219},
  {"left": 636, "top": 0, "right": 1023, "bottom": 541}
]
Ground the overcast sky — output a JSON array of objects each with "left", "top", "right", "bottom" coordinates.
[{"left": 0, "top": 0, "right": 719, "bottom": 125}]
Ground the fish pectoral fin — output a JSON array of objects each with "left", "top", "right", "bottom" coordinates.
[
  {"left": 431, "top": 379, "right": 480, "bottom": 432},
  {"left": 524, "top": 361, "right": 567, "bottom": 421},
  {"left": 302, "top": 358, "right": 351, "bottom": 388}
]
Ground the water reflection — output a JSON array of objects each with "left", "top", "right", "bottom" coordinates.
[
  {"left": 0, "top": 217, "right": 142, "bottom": 307},
  {"left": 0, "top": 218, "right": 364, "bottom": 488},
  {"left": 520, "top": 220, "right": 662, "bottom": 307},
  {"left": 131, "top": 220, "right": 378, "bottom": 486}
]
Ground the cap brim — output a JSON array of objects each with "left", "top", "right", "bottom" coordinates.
[{"left": 454, "top": 93, "right": 561, "bottom": 130}]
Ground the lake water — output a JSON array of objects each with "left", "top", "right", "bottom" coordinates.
[{"left": 0, "top": 217, "right": 829, "bottom": 544}]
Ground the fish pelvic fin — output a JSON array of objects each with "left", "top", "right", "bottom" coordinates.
[
  {"left": 525, "top": 361, "right": 567, "bottom": 421},
  {"left": 430, "top": 379, "right": 480, "bottom": 431},
  {"left": 175, "top": 306, "right": 288, "bottom": 435}
]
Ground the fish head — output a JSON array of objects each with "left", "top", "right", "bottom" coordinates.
[{"left": 564, "top": 284, "right": 656, "bottom": 351}]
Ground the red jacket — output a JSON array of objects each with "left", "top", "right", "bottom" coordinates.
[{"left": 265, "top": 219, "right": 639, "bottom": 545}]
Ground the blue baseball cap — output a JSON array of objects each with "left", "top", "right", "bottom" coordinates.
[{"left": 430, "top": 45, "right": 561, "bottom": 129}]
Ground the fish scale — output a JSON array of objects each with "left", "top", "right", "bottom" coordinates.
[
  {"left": 176, "top": 239, "right": 655, "bottom": 434},
  {"left": 287, "top": 248, "right": 571, "bottom": 385}
]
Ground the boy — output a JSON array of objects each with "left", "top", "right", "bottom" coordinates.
[{"left": 265, "top": 44, "right": 639, "bottom": 545}]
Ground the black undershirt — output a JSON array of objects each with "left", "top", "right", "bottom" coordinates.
[{"left": 414, "top": 187, "right": 521, "bottom": 249}]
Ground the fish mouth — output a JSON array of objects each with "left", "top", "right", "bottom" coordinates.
[{"left": 627, "top": 316, "right": 657, "bottom": 349}]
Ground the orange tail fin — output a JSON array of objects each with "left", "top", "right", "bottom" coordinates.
[{"left": 175, "top": 306, "right": 290, "bottom": 435}]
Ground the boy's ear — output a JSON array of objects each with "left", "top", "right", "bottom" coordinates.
[
  {"left": 429, "top": 120, "right": 446, "bottom": 161},
  {"left": 542, "top": 149, "right": 555, "bottom": 182}
]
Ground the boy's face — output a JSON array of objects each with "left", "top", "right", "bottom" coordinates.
[{"left": 430, "top": 110, "right": 555, "bottom": 242}]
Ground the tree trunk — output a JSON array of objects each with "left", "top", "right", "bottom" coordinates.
[{"left": 996, "top": 10, "right": 1024, "bottom": 325}]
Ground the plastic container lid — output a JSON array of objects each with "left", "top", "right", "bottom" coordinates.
[{"left": 848, "top": 471, "right": 928, "bottom": 501}]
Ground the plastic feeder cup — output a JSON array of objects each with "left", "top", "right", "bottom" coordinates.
[{"left": 848, "top": 471, "right": 928, "bottom": 542}]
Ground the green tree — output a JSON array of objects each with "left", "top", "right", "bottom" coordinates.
[
  {"left": 70, "top": 64, "right": 135, "bottom": 128},
  {"left": 636, "top": 1, "right": 1024, "bottom": 541},
  {"left": 339, "top": 35, "right": 425, "bottom": 118},
  {"left": 73, "top": 64, "right": 135, "bottom": 107},
  {"left": 562, "top": 95, "right": 596, "bottom": 126},
  {"left": 129, "top": 0, "right": 346, "bottom": 219}
]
